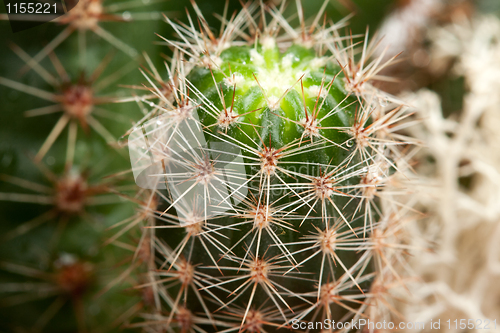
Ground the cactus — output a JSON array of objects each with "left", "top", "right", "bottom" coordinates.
[
  {"left": 394, "top": 13, "right": 500, "bottom": 329},
  {"left": 0, "top": 0, "right": 418, "bottom": 332},
  {"left": 126, "top": 1, "right": 417, "bottom": 332},
  {"left": 0, "top": 1, "right": 167, "bottom": 332}
]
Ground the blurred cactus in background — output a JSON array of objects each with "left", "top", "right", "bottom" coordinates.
[
  {"left": 395, "top": 12, "right": 500, "bottom": 332},
  {"left": 0, "top": 0, "right": 171, "bottom": 331}
]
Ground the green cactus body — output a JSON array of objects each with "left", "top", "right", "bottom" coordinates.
[
  {"left": 130, "top": 3, "right": 408, "bottom": 330},
  {"left": 181, "top": 42, "right": 366, "bottom": 298}
]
